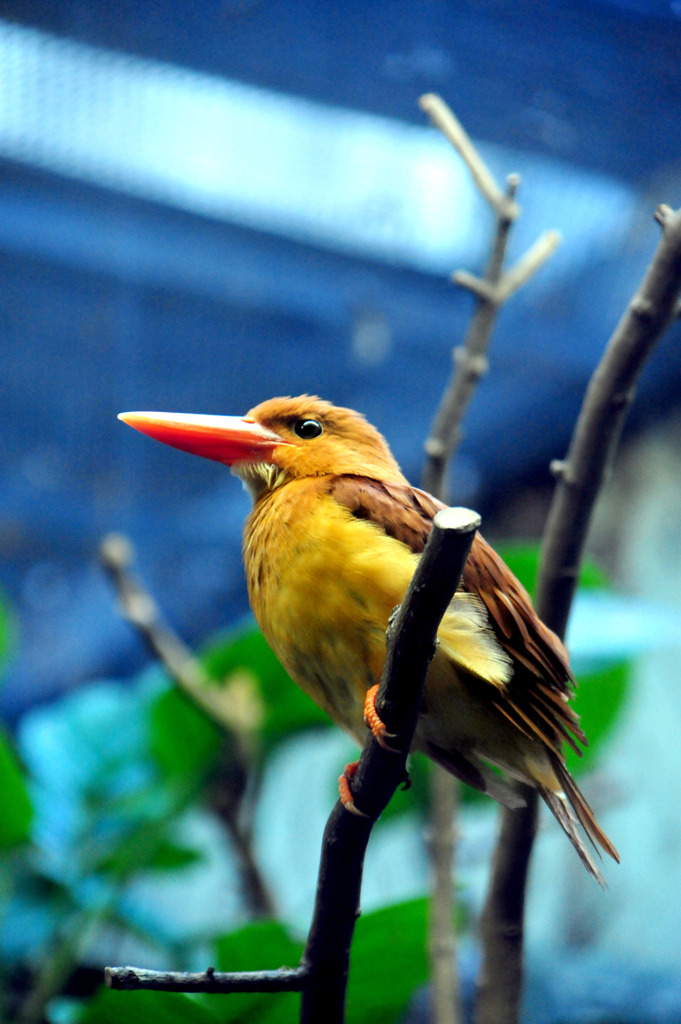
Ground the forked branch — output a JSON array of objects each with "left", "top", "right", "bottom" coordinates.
[
  {"left": 475, "top": 204, "right": 681, "bottom": 1024},
  {"left": 419, "top": 93, "right": 560, "bottom": 498}
]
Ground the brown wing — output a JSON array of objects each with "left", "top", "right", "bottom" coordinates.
[
  {"left": 327, "top": 474, "right": 440, "bottom": 553},
  {"left": 463, "top": 534, "right": 586, "bottom": 753},
  {"left": 327, "top": 474, "right": 586, "bottom": 756}
]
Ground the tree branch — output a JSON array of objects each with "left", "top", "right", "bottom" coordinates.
[
  {"left": 105, "top": 965, "right": 308, "bottom": 994},
  {"left": 419, "top": 94, "right": 517, "bottom": 221},
  {"left": 475, "top": 204, "right": 681, "bottom": 1024},
  {"left": 300, "top": 507, "right": 481, "bottom": 1024},
  {"left": 100, "top": 534, "right": 242, "bottom": 732},
  {"left": 419, "top": 93, "right": 560, "bottom": 499},
  {"left": 491, "top": 230, "right": 562, "bottom": 303},
  {"left": 537, "top": 203, "right": 681, "bottom": 636},
  {"left": 99, "top": 532, "right": 275, "bottom": 920},
  {"left": 426, "top": 763, "right": 461, "bottom": 1024}
]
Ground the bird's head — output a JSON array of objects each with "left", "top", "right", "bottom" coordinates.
[{"left": 119, "top": 395, "right": 405, "bottom": 500}]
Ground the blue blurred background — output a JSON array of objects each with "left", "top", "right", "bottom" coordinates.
[
  {"left": 1, "top": 1, "right": 681, "bottom": 1020},
  {"left": 0, "top": 0, "right": 679, "bottom": 721}
]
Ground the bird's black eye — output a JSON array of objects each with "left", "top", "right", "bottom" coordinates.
[{"left": 293, "top": 418, "right": 323, "bottom": 439}]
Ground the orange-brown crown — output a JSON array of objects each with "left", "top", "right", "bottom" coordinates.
[{"left": 245, "top": 395, "right": 405, "bottom": 483}]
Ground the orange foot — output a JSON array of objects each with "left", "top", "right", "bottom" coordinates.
[
  {"left": 338, "top": 761, "right": 369, "bottom": 818},
  {"left": 363, "top": 684, "right": 400, "bottom": 752}
]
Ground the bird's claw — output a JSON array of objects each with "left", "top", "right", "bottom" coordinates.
[
  {"left": 338, "top": 762, "right": 369, "bottom": 818},
  {"left": 363, "top": 684, "right": 401, "bottom": 753}
]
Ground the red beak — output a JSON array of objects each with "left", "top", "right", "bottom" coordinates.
[{"left": 118, "top": 411, "right": 289, "bottom": 465}]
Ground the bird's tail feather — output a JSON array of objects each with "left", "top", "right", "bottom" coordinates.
[{"left": 540, "top": 757, "right": 619, "bottom": 885}]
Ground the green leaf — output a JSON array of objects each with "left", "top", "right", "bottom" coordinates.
[
  {"left": 201, "top": 624, "right": 329, "bottom": 753},
  {"left": 147, "top": 841, "right": 204, "bottom": 871},
  {"left": 346, "top": 898, "right": 429, "bottom": 1024},
  {"left": 149, "top": 685, "right": 222, "bottom": 781},
  {"left": 215, "top": 919, "right": 303, "bottom": 972},
  {"left": 566, "top": 660, "right": 630, "bottom": 774},
  {"left": 96, "top": 837, "right": 203, "bottom": 877},
  {"left": 213, "top": 919, "right": 303, "bottom": 1023},
  {"left": 77, "top": 987, "right": 219, "bottom": 1024},
  {"left": 0, "top": 725, "right": 33, "bottom": 848}
]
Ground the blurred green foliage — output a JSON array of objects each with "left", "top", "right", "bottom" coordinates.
[
  {"left": 564, "top": 661, "right": 628, "bottom": 775},
  {"left": 1, "top": 543, "right": 631, "bottom": 1022},
  {"left": 0, "top": 597, "right": 26, "bottom": 851},
  {"left": 78, "top": 988, "right": 218, "bottom": 1024},
  {"left": 346, "top": 898, "right": 429, "bottom": 1023},
  {"left": 201, "top": 625, "right": 329, "bottom": 752},
  {"left": 212, "top": 920, "right": 303, "bottom": 1023},
  {"left": 499, "top": 542, "right": 610, "bottom": 595},
  {"left": 0, "top": 726, "right": 33, "bottom": 850},
  {"left": 149, "top": 686, "right": 222, "bottom": 782},
  {"left": 0, "top": 590, "right": 16, "bottom": 670}
]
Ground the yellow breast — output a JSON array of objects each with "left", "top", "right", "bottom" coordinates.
[
  {"left": 243, "top": 481, "right": 414, "bottom": 739},
  {"left": 242, "top": 478, "right": 511, "bottom": 742}
]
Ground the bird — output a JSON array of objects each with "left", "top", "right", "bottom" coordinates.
[{"left": 119, "top": 395, "right": 618, "bottom": 881}]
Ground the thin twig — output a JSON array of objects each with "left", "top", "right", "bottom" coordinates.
[
  {"left": 100, "top": 533, "right": 235, "bottom": 729},
  {"left": 420, "top": 93, "right": 560, "bottom": 499},
  {"left": 106, "top": 965, "right": 308, "bottom": 994},
  {"left": 451, "top": 231, "right": 560, "bottom": 305},
  {"left": 493, "top": 230, "right": 562, "bottom": 303},
  {"left": 99, "top": 532, "right": 275, "bottom": 919},
  {"left": 421, "top": 172, "right": 516, "bottom": 497},
  {"left": 419, "top": 94, "right": 516, "bottom": 220},
  {"left": 475, "top": 204, "right": 681, "bottom": 1024}
]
